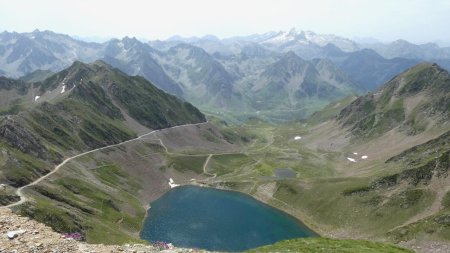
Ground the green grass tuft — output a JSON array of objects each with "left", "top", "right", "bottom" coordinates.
[{"left": 247, "top": 238, "right": 413, "bottom": 253}]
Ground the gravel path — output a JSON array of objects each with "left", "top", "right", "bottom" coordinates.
[{"left": 1, "top": 122, "right": 209, "bottom": 209}]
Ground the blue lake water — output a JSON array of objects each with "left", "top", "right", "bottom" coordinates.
[{"left": 140, "top": 185, "right": 315, "bottom": 252}]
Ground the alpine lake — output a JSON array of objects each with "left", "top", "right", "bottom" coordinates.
[{"left": 140, "top": 185, "right": 315, "bottom": 251}]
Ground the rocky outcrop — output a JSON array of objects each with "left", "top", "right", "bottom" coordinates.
[{"left": 0, "top": 118, "right": 51, "bottom": 161}]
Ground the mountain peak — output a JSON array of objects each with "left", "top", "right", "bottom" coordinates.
[
  {"left": 29, "top": 29, "right": 55, "bottom": 36},
  {"left": 350, "top": 48, "right": 384, "bottom": 59},
  {"left": 392, "top": 39, "right": 411, "bottom": 45},
  {"left": 122, "top": 36, "right": 139, "bottom": 42},
  {"left": 263, "top": 51, "right": 310, "bottom": 79},
  {"left": 58, "top": 60, "right": 119, "bottom": 87},
  {"left": 284, "top": 50, "right": 301, "bottom": 58},
  {"left": 396, "top": 61, "right": 443, "bottom": 79},
  {"left": 201, "top": 34, "right": 220, "bottom": 41},
  {"left": 304, "top": 30, "right": 317, "bottom": 36},
  {"left": 67, "top": 60, "right": 94, "bottom": 71},
  {"left": 260, "top": 29, "right": 358, "bottom": 52},
  {"left": 280, "top": 51, "right": 308, "bottom": 65},
  {"left": 387, "top": 62, "right": 450, "bottom": 95},
  {"left": 91, "top": 59, "right": 116, "bottom": 69},
  {"left": 288, "top": 28, "right": 299, "bottom": 36},
  {"left": 338, "top": 62, "right": 450, "bottom": 137},
  {"left": 121, "top": 36, "right": 141, "bottom": 47},
  {"left": 169, "top": 43, "right": 210, "bottom": 58},
  {"left": 321, "top": 43, "right": 347, "bottom": 57}
]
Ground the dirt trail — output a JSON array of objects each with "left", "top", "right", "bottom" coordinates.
[
  {"left": 202, "top": 154, "right": 216, "bottom": 178},
  {"left": 158, "top": 138, "right": 169, "bottom": 153},
  {"left": 153, "top": 138, "right": 246, "bottom": 180},
  {"left": 1, "top": 122, "right": 209, "bottom": 209}
]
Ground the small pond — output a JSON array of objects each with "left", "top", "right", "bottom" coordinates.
[{"left": 274, "top": 168, "right": 297, "bottom": 179}]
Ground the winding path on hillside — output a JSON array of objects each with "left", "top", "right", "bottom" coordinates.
[
  {"left": 152, "top": 138, "right": 249, "bottom": 180},
  {"left": 1, "top": 122, "right": 209, "bottom": 209},
  {"left": 3, "top": 121, "right": 278, "bottom": 208},
  {"left": 202, "top": 154, "right": 216, "bottom": 178}
]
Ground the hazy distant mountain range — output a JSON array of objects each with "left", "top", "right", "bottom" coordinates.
[{"left": 1, "top": 28, "right": 450, "bottom": 120}]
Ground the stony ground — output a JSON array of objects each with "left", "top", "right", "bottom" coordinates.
[
  {"left": 0, "top": 208, "right": 211, "bottom": 253},
  {"left": 399, "top": 239, "right": 450, "bottom": 253}
]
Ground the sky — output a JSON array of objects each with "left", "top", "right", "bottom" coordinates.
[{"left": 1, "top": 0, "right": 450, "bottom": 44}]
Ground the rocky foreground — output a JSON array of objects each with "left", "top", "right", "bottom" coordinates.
[{"left": 0, "top": 208, "right": 210, "bottom": 253}]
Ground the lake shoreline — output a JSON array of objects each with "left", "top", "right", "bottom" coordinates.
[
  {"left": 142, "top": 181, "right": 321, "bottom": 235},
  {"left": 140, "top": 184, "right": 317, "bottom": 251}
]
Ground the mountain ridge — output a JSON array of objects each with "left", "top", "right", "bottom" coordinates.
[
  {"left": 248, "top": 51, "right": 358, "bottom": 119},
  {"left": 2, "top": 29, "right": 450, "bottom": 122},
  {"left": 338, "top": 62, "right": 450, "bottom": 138},
  {"left": 0, "top": 60, "right": 205, "bottom": 188}
]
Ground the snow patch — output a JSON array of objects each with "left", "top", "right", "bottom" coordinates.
[
  {"left": 361, "top": 155, "right": 368, "bottom": 160},
  {"left": 60, "top": 85, "right": 66, "bottom": 94},
  {"left": 168, "top": 178, "right": 179, "bottom": 188},
  {"left": 294, "top": 136, "right": 302, "bottom": 140},
  {"left": 34, "top": 96, "right": 40, "bottom": 101},
  {"left": 347, "top": 157, "right": 357, "bottom": 163},
  {"left": 261, "top": 29, "right": 358, "bottom": 51},
  {"left": 353, "top": 152, "right": 358, "bottom": 155}
]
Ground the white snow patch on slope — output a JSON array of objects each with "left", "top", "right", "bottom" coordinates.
[
  {"left": 169, "top": 178, "right": 179, "bottom": 188},
  {"left": 361, "top": 155, "right": 368, "bottom": 160},
  {"left": 347, "top": 157, "right": 357, "bottom": 163},
  {"left": 294, "top": 136, "right": 302, "bottom": 140},
  {"left": 34, "top": 96, "right": 40, "bottom": 101},
  {"left": 60, "top": 85, "right": 66, "bottom": 94}
]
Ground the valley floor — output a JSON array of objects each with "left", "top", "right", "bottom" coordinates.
[
  {"left": 2, "top": 120, "right": 449, "bottom": 252},
  {"left": 192, "top": 120, "right": 450, "bottom": 253}
]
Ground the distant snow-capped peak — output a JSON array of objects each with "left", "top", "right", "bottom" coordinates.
[{"left": 261, "top": 28, "right": 359, "bottom": 52}]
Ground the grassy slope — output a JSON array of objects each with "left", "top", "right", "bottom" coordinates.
[
  {"left": 338, "top": 63, "right": 450, "bottom": 139},
  {"left": 247, "top": 238, "right": 413, "bottom": 253},
  {"left": 307, "top": 95, "right": 357, "bottom": 126},
  {"left": 0, "top": 60, "right": 206, "bottom": 186},
  {"left": 196, "top": 113, "right": 449, "bottom": 251},
  {"left": 0, "top": 91, "right": 135, "bottom": 190},
  {"left": 18, "top": 161, "right": 147, "bottom": 244},
  {"left": 0, "top": 61, "right": 209, "bottom": 243}
]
